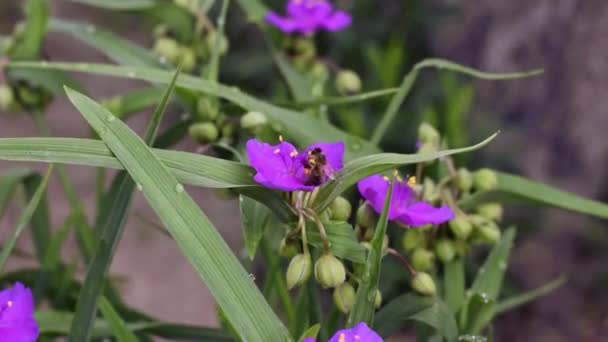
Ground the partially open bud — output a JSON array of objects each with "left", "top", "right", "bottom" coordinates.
[
  {"left": 412, "top": 248, "right": 435, "bottom": 271},
  {"left": 411, "top": 272, "right": 437, "bottom": 296},
  {"left": 456, "top": 168, "right": 473, "bottom": 193},
  {"left": 402, "top": 230, "right": 424, "bottom": 252},
  {"left": 477, "top": 222, "right": 501, "bottom": 244},
  {"left": 286, "top": 253, "right": 312, "bottom": 290},
  {"left": 240, "top": 111, "right": 268, "bottom": 134},
  {"left": 0, "top": 85, "right": 15, "bottom": 111},
  {"left": 476, "top": 202, "right": 503, "bottom": 222},
  {"left": 374, "top": 289, "right": 382, "bottom": 308},
  {"left": 197, "top": 98, "right": 220, "bottom": 121},
  {"left": 153, "top": 37, "right": 180, "bottom": 63},
  {"left": 335, "top": 70, "right": 362, "bottom": 95},
  {"left": 279, "top": 238, "right": 299, "bottom": 258},
  {"left": 178, "top": 47, "right": 197, "bottom": 72},
  {"left": 330, "top": 196, "right": 352, "bottom": 222},
  {"left": 474, "top": 168, "right": 498, "bottom": 191},
  {"left": 314, "top": 253, "right": 346, "bottom": 288},
  {"left": 189, "top": 122, "right": 219, "bottom": 144},
  {"left": 356, "top": 202, "right": 376, "bottom": 229},
  {"left": 418, "top": 122, "right": 440, "bottom": 144},
  {"left": 449, "top": 215, "right": 473, "bottom": 240},
  {"left": 333, "top": 283, "right": 355, "bottom": 314},
  {"left": 434, "top": 239, "right": 455, "bottom": 263},
  {"left": 206, "top": 31, "right": 229, "bottom": 56}
]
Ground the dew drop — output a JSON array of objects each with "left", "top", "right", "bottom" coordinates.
[
  {"left": 98, "top": 127, "right": 107, "bottom": 136},
  {"left": 248, "top": 274, "right": 256, "bottom": 281},
  {"left": 175, "top": 183, "right": 184, "bottom": 193},
  {"left": 85, "top": 25, "right": 96, "bottom": 33},
  {"left": 366, "top": 291, "right": 376, "bottom": 302},
  {"left": 159, "top": 56, "right": 167, "bottom": 64},
  {"left": 478, "top": 267, "right": 485, "bottom": 274},
  {"left": 107, "top": 113, "right": 115, "bottom": 122},
  {"left": 498, "top": 261, "right": 507, "bottom": 270},
  {"left": 127, "top": 71, "right": 136, "bottom": 78},
  {"left": 136, "top": 183, "right": 143, "bottom": 191}
]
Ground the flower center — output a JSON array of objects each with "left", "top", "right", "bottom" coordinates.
[
  {"left": 303, "top": 147, "right": 329, "bottom": 186},
  {"left": 0, "top": 300, "right": 13, "bottom": 317}
]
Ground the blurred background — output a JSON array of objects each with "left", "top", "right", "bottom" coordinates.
[{"left": 1, "top": 0, "right": 607, "bottom": 341}]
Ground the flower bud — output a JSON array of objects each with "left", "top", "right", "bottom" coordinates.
[
  {"left": 153, "top": 24, "right": 169, "bottom": 38},
  {"left": 314, "top": 253, "right": 346, "bottom": 288},
  {"left": 335, "top": 70, "right": 362, "bottom": 95},
  {"left": 333, "top": 283, "right": 355, "bottom": 314},
  {"left": 0, "top": 85, "right": 15, "bottom": 111},
  {"left": 416, "top": 142, "right": 438, "bottom": 156},
  {"left": 197, "top": 98, "right": 219, "bottom": 121},
  {"left": 221, "top": 122, "right": 236, "bottom": 139},
  {"left": 356, "top": 202, "right": 376, "bottom": 229},
  {"left": 418, "top": 122, "right": 440, "bottom": 144},
  {"left": 310, "top": 61, "right": 329, "bottom": 82},
  {"left": 279, "top": 238, "right": 299, "bottom": 258},
  {"left": 178, "top": 47, "right": 197, "bottom": 72},
  {"left": 319, "top": 209, "right": 332, "bottom": 223},
  {"left": 474, "top": 168, "right": 498, "bottom": 191},
  {"left": 402, "top": 230, "right": 424, "bottom": 252},
  {"left": 453, "top": 239, "right": 469, "bottom": 257},
  {"left": 456, "top": 168, "right": 473, "bottom": 193},
  {"left": 422, "top": 178, "right": 439, "bottom": 203},
  {"left": 477, "top": 222, "right": 501, "bottom": 244},
  {"left": 206, "top": 31, "right": 229, "bottom": 55},
  {"left": 434, "top": 239, "right": 455, "bottom": 263},
  {"left": 286, "top": 253, "right": 312, "bottom": 290},
  {"left": 329, "top": 196, "right": 352, "bottom": 222},
  {"left": 374, "top": 289, "right": 382, "bottom": 308},
  {"left": 240, "top": 111, "right": 268, "bottom": 134},
  {"left": 153, "top": 37, "right": 180, "bottom": 63},
  {"left": 449, "top": 215, "right": 473, "bottom": 240},
  {"left": 292, "top": 37, "right": 316, "bottom": 61},
  {"left": 476, "top": 202, "right": 503, "bottom": 222},
  {"left": 189, "top": 122, "right": 219, "bottom": 144},
  {"left": 411, "top": 248, "right": 435, "bottom": 271},
  {"left": 411, "top": 272, "right": 437, "bottom": 296}
]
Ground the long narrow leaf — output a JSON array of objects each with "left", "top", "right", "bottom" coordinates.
[
  {"left": 63, "top": 0, "right": 160, "bottom": 10},
  {"left": 495, "top": 276, "right": 566, "bottom": 315},
  {"left": 9, "top": 0, "right": 48, "bottom": 60},
  {"left": 98, "top": 297, "right": 138, "bottom": 342}
]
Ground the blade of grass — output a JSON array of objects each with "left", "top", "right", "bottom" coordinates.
[
  {"left": 62, "top": 0, "right": 160, "bottom": 10},
  {"left": 9, "top": 0, "right": 48, "bottom": 60},
  {"left": 205, "top": 0, "right": 230, "bottom": 82},
  {"left": 22, "top": 174, "right": 52, "bottom": 262},
  {"left": 64, "top": 87, "right": 292, "bottom": 341},
  {"left": 495, "top": 276, "right": 566, "bottom": 315},
  {"left": 98, "top": 296, "right": 139, "bottom": 342}
]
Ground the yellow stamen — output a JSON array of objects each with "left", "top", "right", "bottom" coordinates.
[
  {"left": 279, "top": 135, "right": 284, "bottom": 142},
  {"left": 408, "top": 176, "right": 417, "bottom": 187},
  {"left": 7, "top": 300, "right": 13, "bottom": 308},
  {"left": 396, "top": 175, "right": 404, "bottom": 183},
  {"left": 290, "top": 151, "right": 298, "bottom": 158},
  {"left": 339, "top": 333, "right": 345, "bottom": 342},
  {"left": 383, "top": 176, "right": 390, "bottom": 182},
  {"left": 273, "top": 148, "right": 281, "bottom": 154}
]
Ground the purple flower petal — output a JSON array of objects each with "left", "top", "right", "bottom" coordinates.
[
  {"left": 322, "top": 11, "right": 352, "bottom": 31},
  {"left": 302, "top": 338, "right": 316, "bottom": 342},
  {"left": 0, "top": 282, "right": 39, "bottom": 342},
  {"left": 396, "top": 203, "right": 455, "bottom": 227},
  {"left": 266, "top": 12, "right": 299, "bottom": 33},
  {"left": 303, "top": 142, "right": 345, "bottom": 174},
  {"left": 329, "top": 322, "right": 383, "bottom": 342},
  {"left": 357, "top": 174, "right": 393, "bottom": 216}
]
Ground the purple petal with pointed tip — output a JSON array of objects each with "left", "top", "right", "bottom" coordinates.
[
  {"left": 0, "top": 282, "right": 39, "bottom": 342},
  {"left": 328, "top": 322, "right": 383, "bottom": 342},
  {"left": 323, "top": 11, "right": 352, "bottom": 31}
]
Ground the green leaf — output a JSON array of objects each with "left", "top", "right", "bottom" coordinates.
[
  {"left": 7, "top": 61, "right": 379, "bottom": 159},
  {"left": 273, "top": 53, "right": 313, "bottom": 102},
  {"left": 373, "top": 293, "right": 458, "bottom": 341},
  {"left": 459, "top": 171, "right": 608, "bottom": 220},
  {"left": 7, "top": 68, "right": 83, "bottom": 95},
  {"left": 370, "top": 58, "right": 543, "bottom": 145},
  {"left": 464, "top": 293, "right": 496, "bottom": 334},
  {"left": 22, "top": 174, "right": 52, "bottom": 262},
  {"left": 239, "top": 195, "right": 272, "bottom": 260},
  {"left": 283, "top": 88, "right": 399, "bottom": 109},
  {"left": 0, "top": 168, "right": 35, "bottom": 218},
  {"left": 234, "top": 0, "right": 268, "bottom": 22},
  {"left": 0, "top": 166, "right": 52, "bottom": 273},
  {"left": 444, "top": 258, "right": 465, "bottom": 313},
  {"left": 297, "top": 324, "right": 320, "bottom": 342},
  {"left": 62, "top": 0, "right": 160, "bottom": 10},
  {"left": 306, "top": 221, "right": 366, "bottom": 264},
  {"left": 98, "top": 297, "right": 138, "bottom": 342},
  {"left": 205, "top": 0, "right": 230, "bottom": 82},
  {"left": 9, "top": 0, "right": 49, "bottom": 60},
  {"left": 142, "top": 3, "right": 195, "bottom": 43},
  {"left": 312, "top": 133, "right": 499, "bottom": 213},
  {"left": 64, "top": 87, "right": 291, "bottom": 341},
  {"left": 495, "top": 276, "right": 566, "bottom": 315},
  {"left": 107, "top": 87, "right": 168, "bottom": 120},
  {"left": 348, "top": 179, "right": 394, "bottom": 327}
]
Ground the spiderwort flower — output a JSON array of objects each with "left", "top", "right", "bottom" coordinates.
[
  {"left": 303, "top": 322, "right": 383, "bottom": 342},
  {"left": 246, "top": 138, "right": 344, "bottom": 192},
  {"left": 266, "top": 0, "right": 352, "bottom": 35},
  {"left": 0, "top": 282, "right": 39, "bottom": 342},
  {"left": 357, "top": 174, "right": 455, "bottom": 227}
]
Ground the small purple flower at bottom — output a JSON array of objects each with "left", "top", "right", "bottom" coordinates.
[
  {"left": 0, "top": 282, "right": 39, "bottom": 342},
  {"left": 266, "top": 0, "right": 352, "bottom": 35},
  {"left": 358, "top": 174, "right": 455, "bottom": 227},
  {"left": 304, "top": 322, "right": 383, "bottom": 342},
  {"left": 246, "top": 138, "right": 345, "bottom": 192}
]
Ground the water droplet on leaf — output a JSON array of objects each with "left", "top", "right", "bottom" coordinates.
[{"left": 175, "top": 184, "right": 184, "bottom": 193}]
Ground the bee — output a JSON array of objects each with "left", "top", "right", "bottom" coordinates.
[{"left": 303, "top": 147, "right": 334, "bottom": 186}]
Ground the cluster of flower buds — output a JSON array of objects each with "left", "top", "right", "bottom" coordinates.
[{"left": 188, "top": 97, "right": 236, "bottom": 145}]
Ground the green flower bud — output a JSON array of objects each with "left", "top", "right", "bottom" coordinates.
[
  {"left": 453, "top": 239, "right": 469, "bottom": 257},
  {"left": 422, "top": 178, "right": 438, "bottom": 203},
  {"left": 197, "top": 98, "right": 219, "bottom": 121},
  {"left": 456, "top": 168, "right": 473, "bottom": 193},
  {"left": 474, "top": 168, "right": 498, "bottom": 191},
  {"left": 330, "top": 196, "right": 352, "bottom": 222},
  {"left": 319, "top": 209, "right": 332, "bottom": 223},
  {"left": 476, "top": 202, "right": 503, "bottom": 222},
  {"left": 240, "top": 111, "right": 268, "bottom": 133},
  {"left": 0, "top": 85, "right": 15, "bottom": 111},
  {"left": 418, "top": 122, "right": 440, "bottom": 144},
  {"left": 477, "top": 222, "right": 501, "bottom": 244},
  {"left": 153, "top": 37, "right": 180, "bottom": 63},
  {"left": 402, "top": 230, "right": 425, "bottom": 252},
  {"left": 449, "top": 215, "right": 473, "bottom": 240},
  {"left": 286, "top": 253, "right": 312, "bottom": 290},
  {"left": 279, "top": 238, "right": 299, "bottom": 258},
  {"left": 189, "top": 122, "right": 219, "bottom": 144},
  {"left": 314, "top": 253, "right": 346, "bottom": 288},
  {"left": 206, "top": 31, "right": 229, "bottom": 56},
  {"left": 434, "top": 239, "right": 455, "bottom": 263},
  {"left": 356, "top": 202, "right": 376, "bottom": 229},
  {"left": 310, "top": 61, "right": 329, "bottom": 82},
  {"left": 411, "top": 272, "right": 437, "bottom": 296},
  {"left": 335, "top": 70, "right": 362, "bottom": 95},
  {"left": 221, "top": 122, "right": 237, "bottom": 138},
  {"left": 153, "top": 24, "right": 169, "bottom": 38},
  {"left": 293, "top": 37, "right": 316, "bottom": 60},
  {"left": 333, "top": 283, "right": 355, "bottom": 314},
  {"left": 374, "top": 289, "right": 382, "bottom": 309},
  {"left": 416, "top": 142, "right": 438, "bottom": 157},
  {"left": 411, "top": 248, "right": 435, "bottom": 271},
  {"left": 178, "top": 47, "right": 197, "bottom": 72}
]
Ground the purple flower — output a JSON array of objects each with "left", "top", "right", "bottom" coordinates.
[
  {"left": 246, "top": 138, "right": 345, "bottom": 192},
  {"left": 304, "top": 322, "right": 383, "bottom": 342},
  {"left": 0, "top": 282, "right": 39, "bottom": 342},
  {"left": 358, "top": 174, "right": 455, "bottom": 227},
  {"left": 266, "top": 0, "right": 352, "bottom": 35}
]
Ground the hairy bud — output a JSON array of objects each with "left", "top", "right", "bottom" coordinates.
[
  {"left": 335, "top": 70, "right": 362, "bottom": 95},
  {"left": 333, "top": 283, "right": 355, "bottom": 314},
  {"left": 314, "top": 253, "right": 346, "bottom": 288},
  {"left": 153, "top": 37, "right": 180, "bottom": 63},
  {"left": 412, "top": 248, "right": 435, "bottom": 272},
  {"left": 197, "top": 98, "right": 219, "bottom": 121},
  {"left": 418, "top": 122, "right": 440, "bottom": 144},
  {"left": 178, "top": 47, "right": 197, "bottom": 72},
  {"left": 0, "top": 85, "right": 15, "bottom": 111},
  {"left": 449, "top": 215, "right": 473, "bottom": 240},
  {"left": 356, "top": 202, "right": 376, "bottom": 229},
  {"left": 374, "top": 289, "right": 382, "bottom": 308},
  {"left": 434, "top": 239, "right": 456, "bottom": 263},
  {"left": 402, "top": 230, "right": 425, "bottom": 252},
  {"left": 189, "top": 122, "right": 219, "bottom": 143},
  {"left": 279, "top": 238, "right": 299, "bottom": 258},
  {"left": 476, "top": 202, "right": 503, "bottom": 222},
  {"left": 474, "top": 168, "right": 498, "bottom": 191},
  {"left": 286, "top": 253, "right": 312, "bottom": 290},
  {"left": 240, "top": 111, "right": 268, "bottom": 133},
  {"left": 330, "top": 196, "right": 352, "bottom": 221},
  {"left": 456, "top": 168, "right": 473, "bottom": 193},
  {"left": 411, "top": 272, "right": 437, "bottom": 296}
]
